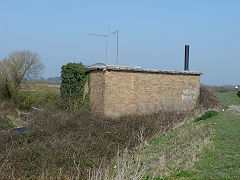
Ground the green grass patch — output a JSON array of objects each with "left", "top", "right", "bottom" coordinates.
[
  {"left": 195, "top": 110, "right": 218, "bottom": 122},
  {"left": 7, "top": 116, "right": 27, "bottom": 127},
  {"left": 179, "top": 90, "right": 240, "bottom": 179},
  {"left": 172, "top": 170, "right": 192, "bottom": 178},
  {"left": 0, "top": 115, "right": 15, "bottom": 131},
  {"left": 219, "top": 91, "right": 240, "bottom": 106},
  {"left": 187, "top": 111, "right": 240, "bottom": 179},
  {"left": 0, "top": 115, "right": 26, "bottom": 131}
]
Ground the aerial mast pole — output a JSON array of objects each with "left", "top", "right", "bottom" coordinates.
[
  {"left": 112, "top": 30, "right": 119, "bottom": 64},
  {"left": 108, "top": 25, "right": 110, "bottom": 64},
  {"left": 88, "top": 33, "right": 109, "bottom": 64}
]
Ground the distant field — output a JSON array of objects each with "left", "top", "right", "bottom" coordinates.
[
  {"left": 18, "top": 83, "right": 61, "bottom": 110},
  {"left": 218, "top": 91, "right": 240, "bottom": 106},
  {"left": 21, "top": 83, "right": 60, "bottom": 94}
]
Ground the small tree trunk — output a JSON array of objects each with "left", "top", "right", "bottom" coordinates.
[{"left": 5, "top": 81, "right": 12, "bottom": 99}]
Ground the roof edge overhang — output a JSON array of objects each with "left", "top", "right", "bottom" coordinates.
[{"left": 87, "top": 66, "right": 202, "bottom": 76}]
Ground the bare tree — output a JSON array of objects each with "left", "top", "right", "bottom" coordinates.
[{"left": 0, "top": 50, "right": 44, "bottom": 99}]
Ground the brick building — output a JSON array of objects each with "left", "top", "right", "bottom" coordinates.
[{"left": 86, "top": 63, "right": 201, "bottom": 116}]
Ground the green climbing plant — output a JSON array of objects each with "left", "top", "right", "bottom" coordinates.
[{"left": 60, "top": 62, "right": 90, "bottom": 109}]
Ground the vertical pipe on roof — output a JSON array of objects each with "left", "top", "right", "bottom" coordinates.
[{"left": 184, "top": 45, "right": 189, "bottom": 71}]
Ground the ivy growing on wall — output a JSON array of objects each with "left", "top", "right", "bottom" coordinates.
[{"left": 60, "top": 63, "right": 90, "bottom": 109}]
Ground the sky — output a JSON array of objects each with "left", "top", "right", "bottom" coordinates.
[{"left": 0, "top": 0, "right": 239, "bottom": 85}]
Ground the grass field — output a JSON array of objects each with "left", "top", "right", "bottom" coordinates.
[
  {"left": 218, "top": 91, "right": 240, "bottom": 106},
  {"left": 169, "top": 91, "right": 240, "bottom": 179},
  {"left": 187, "top": 110, "right": 240, "bottom": 179},
  {"left": 185, "top": 91, "right": 240, "bottom": 179}
]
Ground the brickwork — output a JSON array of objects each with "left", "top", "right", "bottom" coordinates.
[
  {"left": 88, "top": 71, "right": 105, "bottom": 114},
  {"left": 89, "top": 70, "right": 200, "bottom": 116}
]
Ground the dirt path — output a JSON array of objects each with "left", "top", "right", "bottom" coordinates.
[
  {"left": 229, "top": 105, "right": 240, "bottom": 112},
  {"left": 229, "top": 105, "right": 240, "bottom": 115}
]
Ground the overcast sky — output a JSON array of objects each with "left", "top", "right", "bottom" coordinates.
[{"left": 1, "top": 0, "right": 239, "bottom": 85}]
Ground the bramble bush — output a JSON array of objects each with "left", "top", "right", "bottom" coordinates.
[
  {"left": 199, "top": 86, "right": 222, "bottom": 110},
  {"left": 0, "top": 107, "right": 191, "bottom": 179}
]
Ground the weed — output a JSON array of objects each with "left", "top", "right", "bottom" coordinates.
[{"left": 172, "top": 170, "right": 192, "bottom": 178}]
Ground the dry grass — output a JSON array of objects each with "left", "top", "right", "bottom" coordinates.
[
  {"left": 113, "top": 124, "right": 212, "bottom": 179},
  {"left": 22, "top": 82, "right": 60, "bottom": 94}
]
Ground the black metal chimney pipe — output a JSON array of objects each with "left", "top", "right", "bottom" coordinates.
[{"left": 184, "top": 45, "right": 189, "bottom": 71}]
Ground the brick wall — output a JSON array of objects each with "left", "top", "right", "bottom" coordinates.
[
  {"left": 89, "top": 71, "right": 105, "bottom": 114},
  {"left": 89, "top": 70, "right": 200, "bottom": 116}
]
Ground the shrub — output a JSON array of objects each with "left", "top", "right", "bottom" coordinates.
[
  {"left": 17, "top": 91, "right": 39, "bottom": 110},
  {"left": 195, "top": 110, "right": 218, "bottom": 122},
  {"left": 199, "top": 86, "right": 222, "bottom": 109},
  {"left": 17, "top": 87, "right": 61, "bottom": 111}
]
